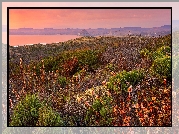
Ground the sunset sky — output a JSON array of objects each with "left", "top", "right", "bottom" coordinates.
[{"left": 9, "top": 9, "right": 171, "bottom": 29}]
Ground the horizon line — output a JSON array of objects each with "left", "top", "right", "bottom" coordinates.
[{"left": 8, "top": 25, "right": 171, "bottom": 30}]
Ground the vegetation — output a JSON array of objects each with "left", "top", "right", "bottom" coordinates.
[
  {"left": 151, "top": 56, "right": 171, "bottom": 80},
  {"left": 9, "top": 35, "right": 171, "bottom": 126},
  {"left": 10, "top": 94, "right": 42, "bottom": 126},
  {"left": 107, "top": 70, "right": 144, "bottom": 93},
  {"left": 36, "top": 105, "right": 63, "bottom": 126},
  {"left": 10, "top": 94, "right": 63, "bottom": 126}
]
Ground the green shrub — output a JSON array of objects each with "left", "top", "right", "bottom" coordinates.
[
  {"left": 105, "top": 63, "right": 117, "bottom": 71},
  {"left": 151, "top": 46, "right": 171, "bottom": 61},
  {"left": 158, "top": 46, "right": 171, "bottom": 56},
  {"left": 75, "top": 49, "right": 100, "bottom": 70},
  {"left": 29, "top": 61, "right": 42, "bottom": 76},
  {"left": 10, "top": 94, "right": 42, "bottom": 126},
  {"left": 140, "top": 48, "right": 150, "bottom": 58},
  {"left": 36, "top": 106, "right": 63, "bottom": 126},
  {"left": 58, "top": 76, "right": 67, "bottom": 87},
  {"left": 85, "top": 96, "right": 113, "bottom": 126},
  {"left": 140, "top": 46, "right": 171, "bottom": 63},
  {"left": 10, "top": 94, "right": 64, "bottom": 126},
  {"left": 107, "top": 70, "right": 144, "bottom": 93},
  {"left": 151, "top": 56, "right": 171, "bottom": 80},
  {"left": 26, "top": 48, "right": 101, "bottom": 77}
]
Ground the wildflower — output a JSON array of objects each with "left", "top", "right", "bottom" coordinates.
[
  {"left": 106, "top": 90, "right": 111, "bottom": 96},
  {"left": 9, "top": 99, "right": 13, "bottom": 108},
  {"left": 110, "top": 71, "right": 116, "bottom": 76},
  {"left": 56, "top": 70, "right": 59, "bottom": 73},
  {"left": 163, "top": 78, "right": 167, "bottom": 85},
  {"left": 133, "top": 103, "right": 139, "bottom": 109},
  {"left": 89, "top": 89, "right": 94, "bottom": 96},
  {"left": 85, "top": 101, "right": 91, "bottom": 107},
  {"left": 95, "top": 95, "right": 100, "bottom": 99},
  {"left": 113, "top": 105, "right": 118, "bottom": 115},
  {"left": 76, "top": 95, "right": 82, "bottom": 103},
  {"left": 127, "top": 85, "right": 132, "bottom": 97},
  {"left": 128, "top": 85, "right": 132, "bottom": 92},
  {"left": 152, "top": 97, "right": 156, "bottom": 101},
  {"left": 20, "top": 58, "right": 23, "bottom": 65},
  {"left": 102, "top": 80, "right": 106, "bottom": 86},
  {"left": 141, "top": 103, "right": 145, "bottom": 109},
  {"left": 164, "top": 89, "right": 168, "bottom": 93}
]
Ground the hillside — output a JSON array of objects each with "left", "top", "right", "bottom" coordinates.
[{"left": 9, "top": 35, "right": 172, "bottom": 126}]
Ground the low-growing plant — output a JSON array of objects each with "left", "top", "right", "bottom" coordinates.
[
  {"left": 85, "top": 96, "right": 113, "bottom": 126},
  {"left": 107, "top": 70, "right": 144, "bottom": 93},
  {"left": 62, "top": 57, "right": 79, "bottom": 77},
  {"left": 105, "top": 63, "right": 117, "bottom": 71},
  {"left": 78, "top": 50, "right": 98, "bottom": 68},
  {"left": 151, "top": 56, "right": 171, "bottom": 80},
  {"left": 9, "top": 62, "right": 21, "bottom": 76},
  {"left": 10, "top": 94, "right": 42, "bottom": 126},
  {"left": 58, "top": 76, "right": 67, "bottom": 88},
  {"left": 140, "top": 48, "right": 150, "bottom": 58},
  {"left": 151, "top": 46, "right": 171, "bottom": 61},
  {"left": 36, "top": 105, "right": 63, "bottom": 126},
  {"left": 158, "top": 46, "right": 171, "bottom": 56},
  {"left": 10, "top": 93, "right": 64, "bottom": 126}
]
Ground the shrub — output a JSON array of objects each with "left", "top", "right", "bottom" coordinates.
[
  {"left": 10, "top": 94, "right": 64, "bottom": 126},
  {"left": 151, "top": 56, "right": 171, "bottom": 80},
  {"left": 140, "top": 48, "right": 150, "bottom": 58},
  {"left": 107, "top": 70, "right": 144, "bottom": 93},
  {"left": 58, "top": 76, "right": 67, "bottom": 88},
  {"left": 105, "top": 63, "right": 118, "bottom": 71},
  {"left": 10, "top": 94, "right": 42, "bottom": 126},
  {"left": 158, "top": 46, "right": 171, "bottom": 56},
  {"left": 62, "top": 57, "right": 79, "bottom": 77},
  {"left": 151, "top": 46, "right": 171, "bottom": 61},
  {"left": 36, "top": 106, "right": 63, "bottom": 126},
  {"left": 74, "top": 49, "right": 101, "bottom": 71},
  {"left": 85, "top": 96, "right": 113, "bottom": 126},
  {"left": 29, "top": 61, "right": 42, "bottom": 76}
]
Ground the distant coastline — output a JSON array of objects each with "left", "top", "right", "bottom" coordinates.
[{"left": 9, "top": 25, "right": 171, "bottom": 37}]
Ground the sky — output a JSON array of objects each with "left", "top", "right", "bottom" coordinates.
[
  {"left": 9, "top": 9, "right": 170, "bottom": 29},
  {"left": 2, "top": 2, "right": 179, "bottom": 28},
  {"left": 2, "top": 2, "right": 177, "bottom": 44}
]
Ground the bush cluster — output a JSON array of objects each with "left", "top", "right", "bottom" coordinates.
[
  {"left": 151, "top": 56, "right": 171, "bottom": 80},
  {"left": 107, "top": 70, "right": 144, "bottom": 93},
  {"left": 10, "top": 94, "right": 63, "bottom": 126}
]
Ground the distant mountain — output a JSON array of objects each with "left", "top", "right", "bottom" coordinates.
[
  {"left": 78, "top": 29, "right": 92, "bottom": 37},
  {"left": 160, "top": 25, "right": 171, "bottom": 29},
  {"left": 9, "top": 25, "right": 171, "bottom": 37}
]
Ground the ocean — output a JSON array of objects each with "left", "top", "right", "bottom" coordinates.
[{"left": 8, "top": 34, "right": 80, "bottom": 46}]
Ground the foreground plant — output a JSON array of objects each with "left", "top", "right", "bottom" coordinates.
[
  {"left": 10, "top": 93, "right": 63, "bottom": 126},
  {"left": 10, "top": 94, "right": 41, "bottom": 126}
]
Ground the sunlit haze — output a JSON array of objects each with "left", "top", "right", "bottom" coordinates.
[{"left": 9, "top": 9, "right": 171, "bottom": 29}]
